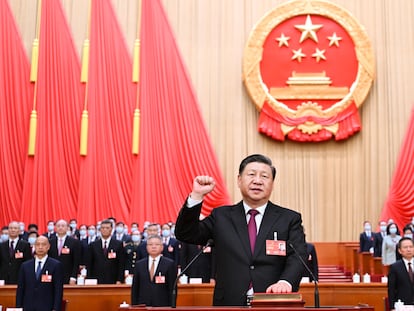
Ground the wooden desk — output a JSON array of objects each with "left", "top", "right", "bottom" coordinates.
[
  {"left": 0, "top": 283, "right": 386, "bottom": 311},
  {"left": 120, "top": 307, "right": 373, "bottom": 311}
]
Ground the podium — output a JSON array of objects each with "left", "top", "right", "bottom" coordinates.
[{"left": 250, "top": 293, "right": 305, "bottom": 307}]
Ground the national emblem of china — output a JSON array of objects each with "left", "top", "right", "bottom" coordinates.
[{"left": 242, "top": 0, "right": 375, "bottom": 142}]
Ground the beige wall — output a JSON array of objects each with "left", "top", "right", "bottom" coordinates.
[{"left": 8, "top": 0, "right": 414, "bottom": 241}]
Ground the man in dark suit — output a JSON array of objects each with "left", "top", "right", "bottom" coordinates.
[
  {"left": 387, "top": 237, "right": 414, "bottom": 309},
  {"left": 161, "top": 223, "right": 181, "bottom": 266},
  {"left": 0, "top": 221, "right": 32, "bottom": 284},
  {"left": 131, "top": 235, "right": 177, "bottom": 306},
  {"left": 113, "top": 221, "right": 132, "bottom": 245},
  {"left": 175, "top": 154, "right": 307, "bottom": 306},
  {"left": 359, "top": 221, "right": 375, "bottom": 253},
  {"left": 16, "top": 235, "right": 64, "bottom": 311},
  {"left": 87, "top": 219, "right": 125, "bottom": 284},
  {"left": 48, "top": 219, "right": 81, "bottom": 284},
  {"left": 373, "top": 220, "right": 387, "bottom": 258},
  {"left": 43, "top": 220, "right": 57, "bottom": 239}
]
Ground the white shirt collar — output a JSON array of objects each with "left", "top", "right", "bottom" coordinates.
[{"left": 243, "top": 202, "right": 267, "bottom": 215}]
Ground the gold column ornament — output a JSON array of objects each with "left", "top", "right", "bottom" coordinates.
[
  {"left": 80, "top": 0, "right": 92, "bottom": 156},
  {"left": 28, "top": 0, "right": 42, "bottom": 156},
  {"left": 132, "top": 0, "right": 142, "bottom": 155}
]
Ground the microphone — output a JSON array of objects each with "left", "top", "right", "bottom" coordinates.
[
  {"left": 289, "top": 242, "right": 320, "bottom": 308},
  {"left": 171, "top": 239, "right": 214, "bottom": 308}
]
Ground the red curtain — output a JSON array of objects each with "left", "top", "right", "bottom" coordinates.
[
  {"left": 77, "top": 0, "right": 135, "bottom": 225},
  {"left": 0, "top": 0, "right": 32, "bottom": 222},
  {"left": 0, "top": 0, "right": 230, "bottom": 230},
  {"left": 130, "top": 0, "right": 231, "bottom": 224},
  {"left": 20, "top": 0, "right": 84, "bottom": 231},
  {"left": 380, "top": 107, "right": 414, "bottom": 230}
]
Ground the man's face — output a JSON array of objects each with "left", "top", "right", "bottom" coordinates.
[
  {"left": 147, "top": 225, "right": 159, "bottom": 236},
  {"left": 35, "top": 236, "right": 50, "bottom": 257},
  {"left": 237, "top": 162, "right": 274, "bottom": 208},
  {"left": 146, "top": 237, "right": 163, "bottom": 257},
  {"left": 398, "top": 239, "right": 414, "bottom": 260},
  {"left": 8, "top": 222, "right": 20, "bottom": 239},
  {"left": 56, "top": 220, "right": 68, "bottom": 236},
  {"left": 100, "top": 223, "right": 112, "bottom": 239}
]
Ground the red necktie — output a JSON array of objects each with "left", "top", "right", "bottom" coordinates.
[
  {"left": 103, "top": 241, "right": 108, "bottom": 256},
  {"left": 9, "top": 240, "right": 15, "bottom": 258},
  {"left": 248, "top": 209, "right": 259, "bottom": 253}
]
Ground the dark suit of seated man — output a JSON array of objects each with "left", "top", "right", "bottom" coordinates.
[
  {"left": 16, "top": 235, "right": 64, "bottom": 311},
  {"left": 387, "top": 237, "right": 414, "bottom": 310},
  {"left": 131, "top": 235, "right": 177, "bottom": 306}
]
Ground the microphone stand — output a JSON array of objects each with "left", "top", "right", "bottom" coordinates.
[
  {"left": 171, "top": 240, "right": 213, "bottom": 308},
  {"left": 289, "top": 243, "right": 320, "bottom": 308}
]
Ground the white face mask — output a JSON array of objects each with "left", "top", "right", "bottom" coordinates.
[
  {"left": 380, "top": 225, "right": 387, "bottom": 232},
  {"left": 364, "top": 225, "right": 371, "bottom": 231},
  {"left": 389, "top": 228, "right": 397, "bottom": 235},
  {"left": 404, "top": 234, "right": 413, "bottom": 239},
  {"left": 28, "top": 237, "right": 37, "bottom": 245},
  {"left": 131, "top": 235, "right": 141, "bottom": 243}
]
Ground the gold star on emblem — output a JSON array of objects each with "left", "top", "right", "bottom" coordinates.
[
  {"left": 275, "top": 33, "right": 290, "bottom": 47},
  {"left": 312, "top": 48, "right": 326, "bottom": 62},
  {"left": 327, "top": 32, "right": 342, "bottom": 47},
  {"left": 291, "top": 48, "right": 306, "bottom": 62},
  {"left": 294, "top": 15, "right": 323, "bottom": 43}
]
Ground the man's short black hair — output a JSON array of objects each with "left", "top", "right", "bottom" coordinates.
[
  {"left": 238, "top": 154, "right": 276, "bottom": 180},
  {"left": 398, "top": 237, "right": 414, "bottom": 249}
]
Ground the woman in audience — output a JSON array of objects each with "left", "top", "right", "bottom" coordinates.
[{"left": 382, "top": 223, "right": 401, "bottom": 266}]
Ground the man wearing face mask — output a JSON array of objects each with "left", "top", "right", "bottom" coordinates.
[
  {"left": 69, "top": 219, "right": 80, "bottom": 239},
  {"left": 113, "top": 221, "right": 132, "bottom": 245},
  {"left": 373, "top": 220, "right": 388, "bottom": 258},
  {"left": 124, "top": 231, "right": 144, "bottom": 275},
  {"left": 80, "top": 225, "right": 99, "bottom": 266},
  {"left": 161, "top": 223, "right": 181, "bottom": 266},
  {"left": 43, "top": 221, "right": 56, "bottom": 239},
  {"left": 0, "top": 226, "right": 9, "bottom": 243},
  {"left": 359, "top": 221, "right": 374, "bottom": 253}
]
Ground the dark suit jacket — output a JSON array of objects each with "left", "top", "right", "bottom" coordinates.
[
  {"left": 304, "top": 242, "right": 319, "bottom": 281},
  {"left": 373, "top": 232, "right": 385, "bottom": 257},
  {"left": 48, "top": 236, "right": 81, "bottom": 283},
  {"left": 175, "top": 200, "right": 307, "bottom": 306},
  {"left": 180, "top": 242, "right": 215, "bottom": 283},
  {"left": 359, "top": 232, "right": 374, "bottom": 252},
  {"left": 0, "top": 239, "right": 32, "bottom": 284},
  {"left": 87, "top": 238, "right": 125, "bottom": 284},
  {"left": 387, "top": 259, "right": 414, "bottom": 308},
  {"left": 131, "top": 256, "right": 177, "bottom": 306},
  {"left": 16, "top": 256, "right": 64, "bottom": 311}
]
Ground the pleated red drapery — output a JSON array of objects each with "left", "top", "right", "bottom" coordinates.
[
  {"left": 0, "top": 0, "right": 231, "bottom": 229},
  {"left": 130, "top": 0, "right": 231, "bottom": 223},
  {"left": 380, "top": 107, "right": 414, "bottom": 230},
  {"left": 77, "top": 0, "right": 135, "bottom": 225},
  {"left": 19, "top": 0, "right": 84, "bottom": 231},
  {"left": 0, "top": 0, "right": 33, "bottom": 222}
]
